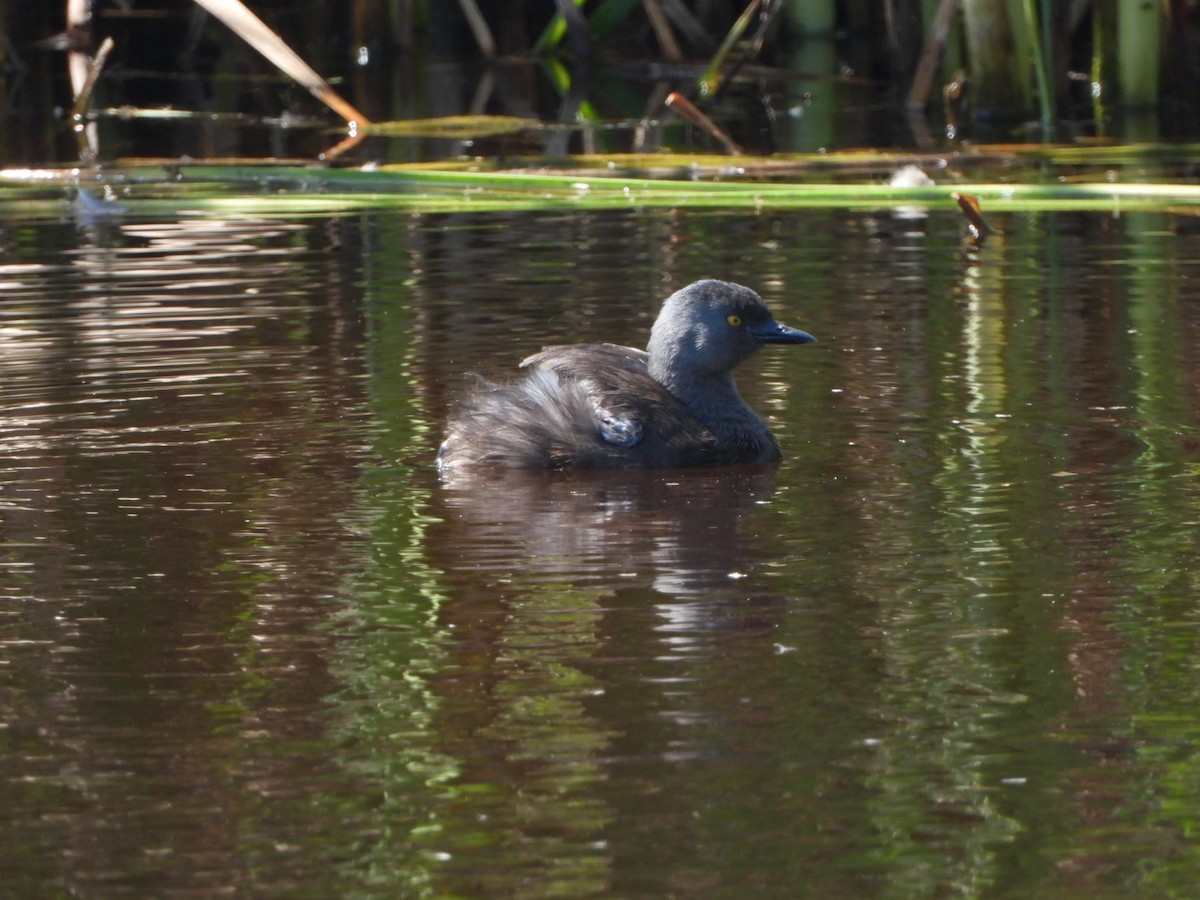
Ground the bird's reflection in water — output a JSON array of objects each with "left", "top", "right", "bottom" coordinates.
[
  {"left": 431, "top": 465, "right": 790, "bottom": 642},
  {"left": 423, "top": 465, "right": 799, "bottom": 772}
]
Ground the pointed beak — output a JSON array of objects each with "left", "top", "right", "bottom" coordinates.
[{"left": 752, "top": 321, "right": 816, "bottom": 345}]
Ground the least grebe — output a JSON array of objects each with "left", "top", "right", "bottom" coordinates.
[{"left": 437, "top": 279, "right": 815, "bottom": 470}]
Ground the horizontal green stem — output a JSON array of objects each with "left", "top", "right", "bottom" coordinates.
[{"left": 5, "top": 164, "right": 1200, "bottom": 217}]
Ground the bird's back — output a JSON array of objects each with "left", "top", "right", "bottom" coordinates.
[{"left": 437, "top": 342, "right": 724, "bottom": 470}]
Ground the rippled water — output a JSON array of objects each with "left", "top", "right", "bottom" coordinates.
[{"left": 3, "top": 200, "right": 1200, "bottom": 896}]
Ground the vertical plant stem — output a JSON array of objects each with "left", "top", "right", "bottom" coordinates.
[
  {"left": 70, "top": 35, "right": 114, "bottom": 163},
  {"left": 908, "top": 0, "right": 959, "bottom": 109},
  {"left": 787, "top": 0, "right": 834, "bottom": 33},
  {"left": 1021, "top": 0, "right": 1053, "bottom": 132},
  {"left": 1091, "top": 4, "right": 1108, "bottom": 136},
  {"left": 1118, "top": 0, "right": 1161, "bottom": 107},
  {"left": 69, "top": 35, "right": 114, "bottom": 119},
  {"left": 961, "top": 0, "right": 1035, "bottom": 120}
]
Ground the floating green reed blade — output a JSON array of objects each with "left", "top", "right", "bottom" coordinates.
[
  {"left": 364, "top": 116, "right": 544, "bottom": 138},
  {"left": 7, "top": 146, "right": 1200, "bottom": 219},
  {"left": 5, "top": 162, "right": 1192, "bottom": 216}
]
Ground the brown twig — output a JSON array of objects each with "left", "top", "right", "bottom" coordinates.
[
  {"left": 192, "top": 0, "right": 371, "bottom": 128},
  {"left": 953, "top": 192, "right": 991, "bottom": 246},
  {"left": 643, "top": 0, "right": 683, "bottom": 61},
  {"left": 908, "top": 0, "right": 959, "bottom": 110},
  {"left": 665, "top": 91, "right": 742, "bottom": 155}
]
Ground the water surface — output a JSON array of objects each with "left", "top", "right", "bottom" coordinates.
[{"left": 3, "top": 201, "right": 1200, "bottom": 896}]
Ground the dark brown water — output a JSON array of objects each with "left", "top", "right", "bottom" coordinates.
[{"left": 3, "top": 200, "right": 1200, "bottom": 896}]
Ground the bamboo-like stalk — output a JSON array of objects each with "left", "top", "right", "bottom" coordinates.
[
  {"left": 1091, "top": 4, "right": 1109, "bottom": 134},
  {"left": 960, "top": 0, "right": 1036, "bottom": 121},
  {"left": 1118, "top": 0, "right": 1161, "bottom": 108},
  {"left": 786, "top": 0, "right": 834, "bottom": 33},
  {"left": 1020, "top": 0, "right": 1053, "bottom": 131}
]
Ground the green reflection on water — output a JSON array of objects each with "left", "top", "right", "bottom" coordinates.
[
  {"left": 324, "top": 246, "right": 620, "bottom": 896},
  {"left": 1098, "top": 212, "right": 1200, "bottom": 894},
  {"left": 263, "top": 207, "right": 1200, "bottom": 897}
]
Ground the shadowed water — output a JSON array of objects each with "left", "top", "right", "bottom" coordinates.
[{"left": 3, "top": 201, "right": 1200, "bottom": 896}]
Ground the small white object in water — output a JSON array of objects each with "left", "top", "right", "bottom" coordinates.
[
  {"left": 888, "top": 165, "right": 935, "bottom": 221},
  {"left": 888, "top": 164, "right": 935, "bottom": 188}
]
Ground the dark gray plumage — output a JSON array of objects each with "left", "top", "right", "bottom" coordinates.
[{"left": 437, "top": 279, "right": 815, "bottom": 470}]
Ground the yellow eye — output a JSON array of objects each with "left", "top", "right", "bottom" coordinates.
[{"left": 726, "top": 313, "right": 743, "bottom": 327}]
